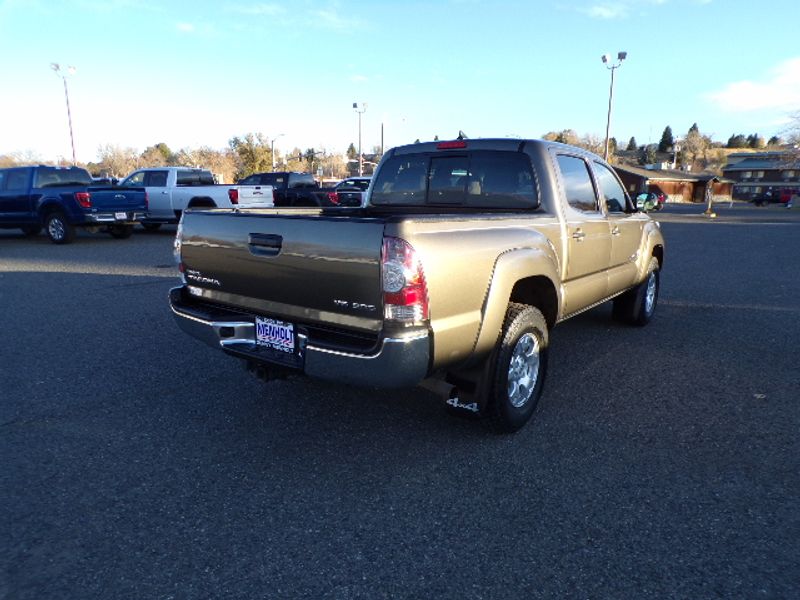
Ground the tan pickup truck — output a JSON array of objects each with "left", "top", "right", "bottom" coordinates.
[{"left": 170, "top": 138, "right": 664, "bottom": 432}]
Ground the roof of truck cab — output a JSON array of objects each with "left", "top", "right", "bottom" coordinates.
[{"left": 389, "top": 138, "right": 602, "bottom": 160}]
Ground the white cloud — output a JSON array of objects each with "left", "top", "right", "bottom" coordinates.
[
  {"left": 310, "top": 6, "right": 363, "bottom": 30},
  {"left": 349, "top": 74, "right": 368, "bottom": 83},
  {"left": 585, "top": 3, "right": 629, "bottom": 18},
  {"left": 705, "top": 57, "right": 800, "bottom": 112},
  {"left": 579, "top": 0, "right": 670, "bottom": 19},
  {"left": 176, "top": 22, "right": 194, "bottom": 32},
  {"left": 228, "top": 3, "right": 285, "bottom": 16}
]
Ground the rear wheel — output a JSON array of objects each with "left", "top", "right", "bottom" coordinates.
[
  {"left": 45, "top": 211, "right": 75, "bottom": 244},
  {"left": 108, "top": 224, "right": 134, "bottom": 239},
  {"left": 485, "top": 303, "right": 549, "bottom": 433},
  {"left": 613, "top": 258, "right": 660, "bottom": 326}
]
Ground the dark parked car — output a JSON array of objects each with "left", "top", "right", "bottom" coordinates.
[{"left": 236, "top": 172, "right": 340, "bottom": 207}]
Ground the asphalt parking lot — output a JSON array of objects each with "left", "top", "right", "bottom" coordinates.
[{"left": 1, "top": 202, "right": 799, "bottom": 599}]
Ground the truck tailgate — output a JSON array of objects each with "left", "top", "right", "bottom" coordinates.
[
  {"left": 179, "top": 211, "right": 386, "bottom": 332},
  {"left": 85, "top": 187, "right": 147, "bottom": 211},
  {"left": 236, "top": 185, "right": 274, "bottom": 207}
]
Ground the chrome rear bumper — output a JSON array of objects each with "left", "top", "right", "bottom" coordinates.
[{"left": 169, "top": 286, "right": 430, "bottom": 388}]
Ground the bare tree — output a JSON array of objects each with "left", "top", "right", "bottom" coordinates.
[
  {"left": 680, "top": 128, "right": 711, "bottom": 168},
  {"left": 97, "top": 144, "right": 139, "bottom": 178}
]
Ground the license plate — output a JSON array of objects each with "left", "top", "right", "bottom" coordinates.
[
  {"left": 255, "top": 317, "right": 295, "bottom": 353},
  {"left": 114, "top": 211, "right": 128, "bottom": 220}
]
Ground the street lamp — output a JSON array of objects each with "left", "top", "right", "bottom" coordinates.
[
  {"left": 601, "top": 51, "right": 626, "bottom": 161},
  {"left": 51, "top": 63, "right": 77, "bottom": 165},
  {"left": 270, "top": 133, "right": 285, "bottom": 171},
  {"left": 353, "top": 102, "right": 367, "bottom": 176}
]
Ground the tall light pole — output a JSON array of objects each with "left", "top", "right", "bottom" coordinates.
[
  {"left": 51, "top": 63, "right": 77, "bottom": 165},
  {"left": 353, "top": 102, "right": 367, "bottom": 176},
  {"left": 601, "top": 51, "right": 626, "bottom": 161},
  {"left": 270, "top": 133, "right": 285, "bottom": 171}
]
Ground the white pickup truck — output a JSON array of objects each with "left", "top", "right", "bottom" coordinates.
[{"left": 119, "top": 167, "right": 272, "bottom": 230}]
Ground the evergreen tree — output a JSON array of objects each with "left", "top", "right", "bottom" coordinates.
[
  {"left": 626, "top": 136, "right": 637, "bottom": 151},
  {"left": 609, "top": 137, "right": 618, "bottom": 157},
  {"left": 658, "top": 126, "right": 674, "bottom": 153}
]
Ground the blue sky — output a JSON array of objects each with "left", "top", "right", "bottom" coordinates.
[{"left": 1, "top": 0, "right": 798, "bottom": 163}]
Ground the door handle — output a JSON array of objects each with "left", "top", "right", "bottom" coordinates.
[
  {"left": 248, "top": 233, "right": 282, "bottom": 257},
  {"left": 572, "top": 230, "right": 586, "bottom": 241},
  {"left": 611, "top": 226, "right": 621, "bottom": 236},
  {"left": 161, "top": 191, "right": 169, "bottom": 195}
]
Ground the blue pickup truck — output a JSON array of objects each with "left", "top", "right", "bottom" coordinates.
[{"left": 0, "top": 165, "right": 147, "bottom": 243}]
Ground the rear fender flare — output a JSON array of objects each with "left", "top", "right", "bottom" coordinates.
[
  {"left": 639, "top": 222, "right": 665, "bottom": 278},
  {"left": 37, "top": 198, "right": 71, "bottom": 221},
  {"left": 471, "top": 247, "right": 561, "bottom": 359}
]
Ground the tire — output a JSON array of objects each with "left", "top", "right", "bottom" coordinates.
[
  {"left": 141, "top": 223, "right": 161, "bottom": 231},
  {"left": 108, "top": 224, "right": 134, "bottom": 239},
  {"left": 20, "top": 225, "right": 42, "bottom": 236},
  {"left": 612, "top": 258, "right": 660, "bottom": 326},
  {"left": 45, "top": 211, "right": 75, "bottom": 244},
  {"left": 485, "top": 303, "right": 549, "bottom": 433}
]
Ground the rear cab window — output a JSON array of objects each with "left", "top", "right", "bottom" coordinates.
[
  {"left": 371, "top": 150, "right": 539, "bottom": 210},
  {"left": 176, "top": 169, "right": 215, "bottom": 186},
  {"left": 33, "top": 167, "right": 91, "bottom": 188}
]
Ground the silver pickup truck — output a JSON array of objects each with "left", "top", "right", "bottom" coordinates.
[
  {"left": 119, "top": 167, "right": 273, "bottom": 229},
  {"left": 170, "top": 138, "right": 665, "bottom": 432}
]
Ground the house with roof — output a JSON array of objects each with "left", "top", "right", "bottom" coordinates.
[
  {"left": 722, "top": 151, "right": 800, "bottom": 201},
  {"left": 612, "top": 163, "right": 732, "bottom": 203}
]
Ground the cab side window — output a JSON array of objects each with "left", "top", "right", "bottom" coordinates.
[
  {"left": 123, "top": 171, "right": 146, "bottom": 186},
  {"left": 556, "top": 155, "right": 598, "bottom": 213},
  {"left": 288, "top": 173, "right": 316, "bottom": 189},
  {"left": 147, "top": 171, "right": 169, "bottom": 187},
  {"left": 593, "top": 162, "right": 628, "bottom": 213},
  {"left": 6, "top": 169, "right": 29, "bottom": 191}
]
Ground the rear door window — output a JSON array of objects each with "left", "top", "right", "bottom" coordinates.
[
  {"left": 371, "top": 151, "right": 538, "bottom": 209},
  {"left": 288, "top": 173, "right": 316, "bottom": 189},
  {"left": 145, "top": 170, "right": 169, "bottom": 187},
  {"left": 5, "top": 169, "right": 29, "bottom": 190}
]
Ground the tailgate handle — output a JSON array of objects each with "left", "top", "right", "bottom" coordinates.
[{"left": 248, "top": 233, "right": 282, "bottom": 256}]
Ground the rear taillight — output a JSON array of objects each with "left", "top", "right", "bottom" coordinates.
[
  {"left": 174, "top": 218, "right": 183, "bottom": 270},
  {"left": 273, "top": 189, "right": 278, "bottom": 204},
  {"left": 382, "top": 237, "right": 429, "bottom": 324},
  {"left": 144, "top": 191, "right": 148, "bottom": 210},
  {"left": 228, "top": 188, "right": 239, "bottom": 204},
  {"left": 327, "top": 191, "right": 340, "bottom": 205},
  {"left": 74, "top": 191, "right": 91, "bottom": 208}
]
